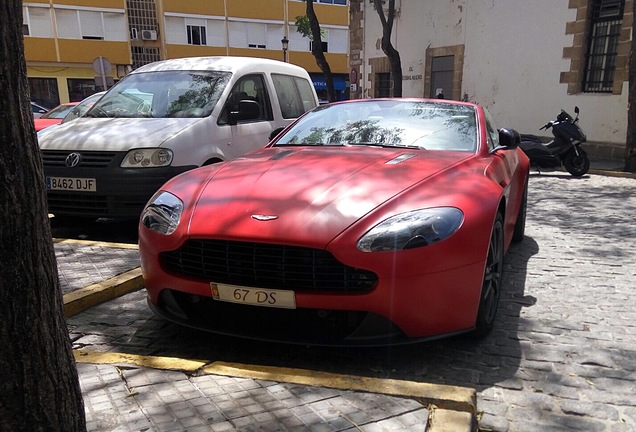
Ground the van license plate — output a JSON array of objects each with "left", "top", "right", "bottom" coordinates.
[
  {"left": 210, "top": 283, "right": 296, "bottom": 309},
  {"left": 46, "top": 177, "right": 96, "bottom": 192}
]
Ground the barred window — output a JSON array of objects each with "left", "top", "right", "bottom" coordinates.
[
  {"left": 582, "top": 0, "right": 625, "bottom": 93},
  {"left": 132, "top": 46, "right": 160, "bottom": 70}
]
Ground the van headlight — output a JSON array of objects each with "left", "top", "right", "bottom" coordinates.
[
  {"left": 357, "top": 207, "right": 464, "bottom": 252},
  {"left": 141, "top": 191, "right": 183, "bottom": 235},
  {"left": 121, "top": 148, "right": 173, "bottom": 167}
]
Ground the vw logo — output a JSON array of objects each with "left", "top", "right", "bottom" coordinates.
[
  {"left": 65, "top": 152, "right": 81, "bottom": 167},
  {"left": 251, "top": 214, "right": 278, "bottom": 221}
]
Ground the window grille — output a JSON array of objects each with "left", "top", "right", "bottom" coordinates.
[
  {"left": 582, "top": 0, "right": 625, "bottom": 93},
  {"left": 132, "top": 46, "right": 160, "bottom": 70},
  {"left": 29, "top": 78, "right": 59, "bottom": 108}
]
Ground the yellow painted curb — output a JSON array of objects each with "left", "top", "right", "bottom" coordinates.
[
  {"left": 588, "top": 168, "right": 636, "bottom": 179},
  {"left": 53, "top": 238, "right": 139, "bottom": 249},
  {"left": 73, "top": 350, "right": 207, "bottom": 372},
  {"left": 63, "top": 267, "right": 144, "bottom": 317},
  {"left": 204, "top": 361, "right": 476, "bottom": 414},
  {"left": 74, "top": 350, "right": 476, "bottom": 430},
  {"left": 428, "top": 408, "right": 475, "bottom": 432}
]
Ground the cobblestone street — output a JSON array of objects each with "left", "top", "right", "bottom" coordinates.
[
  {"left": 475, "top": 171, "right": 636, "bottom": 431},
  {"left": 65, "top": 170, "right": 636, "bottom": 431}
]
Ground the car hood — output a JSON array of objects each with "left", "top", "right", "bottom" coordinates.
[
  {"left": 34, "top": 118, "right": 62, "bottom": 132},
  {"left": 187, "top": 147, "right": 472, "bottom": 247},
  {"left": 37, "top": 117, "right": 200, "bottom": 151}
]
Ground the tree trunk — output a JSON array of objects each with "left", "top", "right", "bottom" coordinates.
[
  {"left": 373, "top": 0, "right": 402, "bottom": 97},
  {"left": 626, "top": 0, "right": 636, "bottom": 172},
  {"left": 306, "top": 0, "right": 337, "bottom": 102},
  {"left": 0, "top": 2, "right": 86, "bottom": 431}
]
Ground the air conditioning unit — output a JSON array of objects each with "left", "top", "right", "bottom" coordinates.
[{"left": 141, "top": 30, "right": 157, "bottom": 41}]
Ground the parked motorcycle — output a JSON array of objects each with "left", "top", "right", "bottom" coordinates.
[{"left": 520, "top": 106, "right": 589, "bottom": 177}]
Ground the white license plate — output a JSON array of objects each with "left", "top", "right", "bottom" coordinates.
[
  {"left": 46, "top": 176, "right": 96, "bottom": 192},
  {"left": 210, "top": 283, "right": 296, "bottom": 309}
]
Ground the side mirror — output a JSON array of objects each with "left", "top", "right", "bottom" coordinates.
[
  {"left": 228, "top": 100, "right": 260, "bottom": 125},
  {"left": 498, "top": 128, "right": 520, "bottom": 149}
]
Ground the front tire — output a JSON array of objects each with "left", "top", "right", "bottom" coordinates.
[
  {"left": 473, "top": 212, "right": 504, "bottom": 337},
  {"left": 563, "top": 148, "right": 590, "bottom": 177},
  {"left": 512, "top": 177, "right": 528, "bottom": 243}
]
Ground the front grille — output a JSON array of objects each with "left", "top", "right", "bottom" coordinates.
[
  {"left": 160, "top": 239, "right": 378, "bottom": 293},
  {"left": 47, "top": 192, "right": 109, "bottom": 214},
  {"left": 41, "top": 150, "right": 119, "bottom": 168}
]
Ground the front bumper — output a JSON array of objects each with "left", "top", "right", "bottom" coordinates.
[
  {"left": 42, "top": 150, "right": 195, "bottom": 218},
  {"left": 141, "top": 247, "right": 486, "bottom": 346}
]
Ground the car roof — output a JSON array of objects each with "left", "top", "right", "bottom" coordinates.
[{"left": 131, "top": 56, "right": 309, "bottom": 76}]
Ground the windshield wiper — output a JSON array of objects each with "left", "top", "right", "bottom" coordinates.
[{"left": 348, "top": 142, "right": 421, "bottom": 150}]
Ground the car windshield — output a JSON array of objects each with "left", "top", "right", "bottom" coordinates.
[
  {"left": 61, "top": 92, "right": 105, "bottom": 123},
  {"left": 39, "top": 104, "right": 75, "bottom": 120},
  {"left": 275, "top": 100, "right": 478, "bottom": 152},
  {"left": 86, "top": 70, "right": 231, "bottom": 119}
]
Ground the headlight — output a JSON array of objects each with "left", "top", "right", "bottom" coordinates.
[
  {"left": 141, "top": 191, "right": 183, "bottom": 235},
  {"left": 357, "top": 207, "right": 464, "bottom": 252},
  {"left": 121, "top": 148, "right": 173, "bottom": 168}
]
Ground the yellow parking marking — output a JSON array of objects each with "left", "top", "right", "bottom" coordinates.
[
  {"left": 53, "top": 238, "right": 139, "bottom": 249},
  {"left": 63, "top": 268, "right": 143, "bottom": 317},
  {"left": 74, "top": 350, "right": 206, "bottom": 372},
  {"left": 73, "top": 350, "right": 476, "bottom": 416},
  {"left": 206, "top": 361, "right": 476, "bottom": 414}
]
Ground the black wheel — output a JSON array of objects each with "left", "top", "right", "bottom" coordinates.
[
  {"left": 563, "top": 148, "right": 590, "bottom": 177},
  {"left": 512, "top": 177, "right": 528, "bottom": 243},
  {"left": 473, "top": 213, "right": 504, "bottom": 337}
]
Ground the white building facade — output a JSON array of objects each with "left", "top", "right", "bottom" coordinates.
[{"left": 350, "top": 0, "right": 631, "bottom": 159}]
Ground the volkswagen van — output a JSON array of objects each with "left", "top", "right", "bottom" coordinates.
[{"left": 39, "top": 56, "right": 319, "bottom": 219}]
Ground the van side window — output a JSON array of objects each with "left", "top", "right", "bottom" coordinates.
[
  {"left": 218, "top": 75, "right": 272, "bottom": 125},
  {"left": 272, "top": 74, "right": 317, "bottom": 119}
]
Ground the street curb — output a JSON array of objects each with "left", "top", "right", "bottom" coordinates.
[
  {"left": 74, "top": 350, "right": 477, "bottom": 432},
  {"left": 63, "top": 267, "right": 143, "bottom": 317},
  {"left": 589, "top": 168, "right": 636, "bottom": 179},
  {"left": 205, "top": 361, "right": 476, "bottom": 416},
  {"left": 53, "top": 237, "right": 140, "bottom": 249}
]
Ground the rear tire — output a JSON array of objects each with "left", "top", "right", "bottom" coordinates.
[
  {"left": 473, "top": 213, "right": 504, "bottom": 337},
  {"left": 563, "top": 148, "right": 590, "bottom": 177}
]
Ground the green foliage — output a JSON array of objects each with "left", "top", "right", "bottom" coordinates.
[
  {"left": 295, "top": 15, "right": 312, "bottom": 38},
  {"left": 294, "top": 15, "right": 326, "bottom": 40}
]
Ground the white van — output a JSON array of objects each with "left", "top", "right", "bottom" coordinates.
[{"left": 39, "top": 56, "right": 319, "bottom": 219}]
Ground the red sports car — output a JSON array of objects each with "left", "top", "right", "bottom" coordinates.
[{"left": 139, "top": 99, "right": 529, "bottom": 345}]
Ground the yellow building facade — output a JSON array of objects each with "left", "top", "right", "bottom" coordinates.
[{"left": 24, "top": 0, "right": 349, "bottom": 108}]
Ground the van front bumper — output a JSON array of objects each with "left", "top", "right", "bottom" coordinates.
[{"left": 42, "top": 150, "right": 196, "bottom": 219}]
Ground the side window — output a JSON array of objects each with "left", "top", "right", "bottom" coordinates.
[
  {"left": 272, "top": 74, "right": 314, "bottom": 119},
  {"left": 295, "top": 77, "right": 318, "bottom": 112},
  {"left": 218, "top": 74, "right": 272, "bottom": 125},
  {"left": 483, "top": 108, "right": 499, "bottom": 151}
]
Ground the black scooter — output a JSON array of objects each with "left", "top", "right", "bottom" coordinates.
[{"left": 520, "top": 107, "right": 589, "bottom": 177}]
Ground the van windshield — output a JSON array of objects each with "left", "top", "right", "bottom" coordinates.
[{"left": 86, "top": 71, "right": 231, "bottom": 119}]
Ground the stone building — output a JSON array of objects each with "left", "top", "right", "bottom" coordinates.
[{"left": 350, "top": 0, "right": 631, "bottom": 159}]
